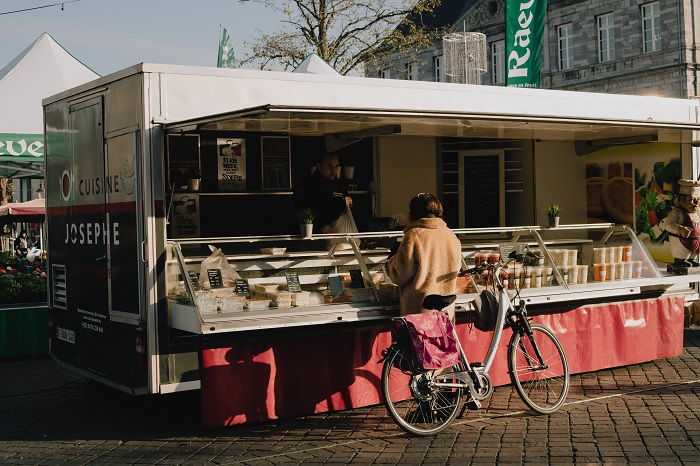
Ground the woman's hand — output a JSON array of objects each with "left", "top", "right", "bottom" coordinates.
[{"left": 345, "top": 196, "right": 353, "bottom": 207}]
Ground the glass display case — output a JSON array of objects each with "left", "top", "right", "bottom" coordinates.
[{"left": 167, "top": 224, "right": 679, "bottom": 335}]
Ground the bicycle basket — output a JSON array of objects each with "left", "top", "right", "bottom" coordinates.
[
  {"left": 402, "top": 312, "right": 460, "bottom": 371},
  {"left": 471, "top": 289, "right": 498, "bottom": 332}
]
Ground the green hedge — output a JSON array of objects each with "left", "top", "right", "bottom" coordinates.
[{"left": 0, "top": 273, "right": 46, "bottom": 303}]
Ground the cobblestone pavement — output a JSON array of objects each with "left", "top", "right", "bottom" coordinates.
[{"left": 2, "top": 330, "right": 700, "bottom": 465}]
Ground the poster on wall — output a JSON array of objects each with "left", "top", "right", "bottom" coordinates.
[
  {"left": 633, "top": 157, "right": 680, "bottom": 260},
  {"left": 171, "top": 194, "right": 201, "bottom": 238},
  {"left": 217, "top": 138, "right": 246, "bottom": 191},
  {"left": 585, "top": 160, "right": 634, "bottom": 225}
]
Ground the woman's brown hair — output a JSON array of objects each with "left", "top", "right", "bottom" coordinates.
[{"left": 409, "top": 193, "right": 443, "bottom": 221}]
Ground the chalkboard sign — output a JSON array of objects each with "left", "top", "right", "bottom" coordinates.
[
  {"left": 285, "top": 271, "right": 302, "bottom": 292},
  {"left": 207, "top": 269, "right": 224, "bottom": 289},
  {"left": 235, "top": 279, "right": 251, "bottom": 298},
  {"left": 463, "top": 154, "right": 500, "bottom": 228},
  {"left": 328, "top": 276, "right": 344, "bottom": 296},
  {"left": 187, "top": 271, "right": 200, "bottom": 291},
  {"left": 349, "top": 269, "right": 365, "bottom": 289}
]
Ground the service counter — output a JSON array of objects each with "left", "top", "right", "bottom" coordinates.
[{"left": 165, "top": 224, "right": 695, "bottom": 427}]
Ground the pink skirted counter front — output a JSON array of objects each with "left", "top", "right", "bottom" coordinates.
[{"left": 199, "top": 295, "right": 684, "bottom": 427}]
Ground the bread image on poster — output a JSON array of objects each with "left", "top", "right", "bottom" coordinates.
[{"left": 586, "top": 162, "right": 634, "bottom": 225}]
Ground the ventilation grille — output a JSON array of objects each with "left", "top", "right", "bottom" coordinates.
[{"left": 52, "top": 264, "right": 67, "bottom": 309}]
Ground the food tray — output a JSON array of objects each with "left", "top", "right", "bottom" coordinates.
[
  {"left": 245, "top": 299, "right": 271, "bottom": 310},
  {"left": 292, "top": 291, "right": 310, "bottom": 306},
  {"left": 198, "top": 297, "right": 218, "bottom": 314},
  {"left": 217, "top": 297, "right": 245, "bottom": 312},
  {"left": 253, "top": 283, "right": 280, "bottom": 294}
]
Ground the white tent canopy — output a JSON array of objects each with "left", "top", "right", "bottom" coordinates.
[
  {"left": 0, "top": 33, "right": 99, "bottom": 178},
  {"left": 292, "top": 53, "right": 341, "bottom": 76}
]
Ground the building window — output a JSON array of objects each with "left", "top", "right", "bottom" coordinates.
[
  {"left": 557, "top": 23, "right": 574, "bottom": 71},
  {"left": 434, "top": 55, "right": 442, "bottom": 82},
  {"left": 20, "top": 179, "right": 31, "bottom": 202},
  {"left": 380, "top": 69, "right": 390, "bottom": 79},
  {"left": 491, "top": 40, "right": 505, "bottom": 84},
  {"left": 406, "top": 62, "right": 417, "bottom": 80},
  {"left": 642, "top": 2, "right": 661, "bottom": 53},
  {"left": 597, "top": 13, "right": 615, "bottom": 62}
]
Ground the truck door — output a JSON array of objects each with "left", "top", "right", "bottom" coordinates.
[
  {"left": 104, "top": 128, "right": 147, "bottom": 386},
  {"left": 68, "top": 97, "right": 110, "bottom": 375}
]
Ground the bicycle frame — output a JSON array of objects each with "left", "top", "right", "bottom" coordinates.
[{"left": 436, "top": 261, "right": 518, "bottom": 392}]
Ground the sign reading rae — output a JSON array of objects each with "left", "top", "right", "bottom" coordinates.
[{"left": 506, "top": 0, "right": 545, "bottom": 88}]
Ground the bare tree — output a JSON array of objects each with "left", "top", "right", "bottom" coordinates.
[{"left": 238, "top": 0, "right": 444, "bottom": 75}]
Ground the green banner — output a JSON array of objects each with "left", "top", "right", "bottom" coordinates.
[
  {"left": 0, "top": 133, "right": 44, "bottom": 159},
  {"left": 217, "top": 26, "right": 236, "bottom": 69},
  {"left": 506, "top": 0, "right": 546, "bottom": 88}
]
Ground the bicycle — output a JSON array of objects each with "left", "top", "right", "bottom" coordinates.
[{"left": 380, "top": 251, "right": 570, "bottom": 436}]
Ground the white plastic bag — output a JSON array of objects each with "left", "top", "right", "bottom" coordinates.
[
  {"left": 199, "top": 246, "right": 241, "bottom": 289},
  {"left": 334, "top": 206, "right": 359, "bottom": 234},
  {"left": 327, "top": 206, "right": 360, "bottom": 250}
]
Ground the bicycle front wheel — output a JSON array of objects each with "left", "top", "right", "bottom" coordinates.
[
  {"left": 381, "top": 347, "right": 464, "bottom": 436},
  {"left": 508, "top": 323, "right": 569, "bottom": 414}
]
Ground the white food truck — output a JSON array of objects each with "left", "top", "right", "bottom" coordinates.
[{"left": 43, "top": 64, "right": 700, "bottom": 425}]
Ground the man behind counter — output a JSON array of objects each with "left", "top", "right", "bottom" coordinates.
[{"left": 295, "top": 153, "right": 353, "bottom": 233}]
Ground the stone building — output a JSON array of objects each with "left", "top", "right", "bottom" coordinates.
[{"left": 368, "top": 0, "right": 700, "bottom": 99}]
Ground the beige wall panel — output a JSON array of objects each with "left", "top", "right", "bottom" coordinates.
[{"left": 377, "top": 136, "right": 437, "bottom": 218}]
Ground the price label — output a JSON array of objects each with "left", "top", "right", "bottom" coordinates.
[
  {"left": 235, "top": 279, "right": 251, "bottom": 298},
  {"left": 285, "top": 271, "right": 302, "bottom": 292},
  {"left": 187, "top": 271, "right": 200, "bottom": 291},
  {"left": 328, "top": 275, "right": 344, "bottom": 296},
  {"left": 349, "top": 269, "right": 365, "bottom": 289},
  {"left": 207, "top": 269, "right": 224, "bottom": 289}
]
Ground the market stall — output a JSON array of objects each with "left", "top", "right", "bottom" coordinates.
[{"left": 43, "top": 64, "right": 700, "bottom": 425}]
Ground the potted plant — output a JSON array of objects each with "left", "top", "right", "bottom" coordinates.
[
  {"left": 546, "top": 203, "right": 561, "bottom": 227},
  {"left": 184, "top": 167, "right": 202, "bottom": 191},
  {"left": 297, "top": 208, "right": 316, "bottom": 238}
]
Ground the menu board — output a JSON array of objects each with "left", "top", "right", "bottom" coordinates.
[
  {"left": 285, "top": 271, "right": 302, "bottom": 292},
  {"left": 217, "top": 138, "right": 246, "bottom": 191},
  {"left": 464, "top": 154, "right": 500, "bottom": 228},
  {"left": 187, "top": 271, "right": 200, "bottom": 291},
  {"left": 235, "top": 279, "right": 251, "bottom": 298},
  {"left": 328, "top": 276, "right": 344, "bottom": 296},
  {"left": 207, "top": 269, "right": 223, "bottom": 289},
  {"left": 349, "top": 269, "right": 365, "bottom": 289}
]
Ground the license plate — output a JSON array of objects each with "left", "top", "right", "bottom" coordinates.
[{"left": 56, "top": 326, "right": 75, "bottom": 344}]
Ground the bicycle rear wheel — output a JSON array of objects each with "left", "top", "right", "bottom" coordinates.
[
  {"left": 508, "top": 323, "right": 569, "bottom": 414},
  {"left": 381, "top": 347, "right": 464, "bottom": 436}
]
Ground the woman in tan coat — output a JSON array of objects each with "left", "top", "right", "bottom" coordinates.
[{"left": 386, "top": 193, "right": 463, "bottom": 320}]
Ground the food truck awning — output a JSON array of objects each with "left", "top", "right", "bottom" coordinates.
[
  {"left": 161, "top": 103, "right": 700, "bottom": 149},
  {"left": 143, "top": 64, "right": 700, "bottom": 146}
]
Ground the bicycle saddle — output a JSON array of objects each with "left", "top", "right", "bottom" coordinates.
[{"left": 422, "top": 294, "right": 457, "bottom": 310}]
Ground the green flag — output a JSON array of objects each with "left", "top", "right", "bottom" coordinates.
[
  {"left": 506, "top": 0, "right": 546, "bottom": 88},
  {"left": 217, "top": 25, "right": 236, "bottom": 68}
]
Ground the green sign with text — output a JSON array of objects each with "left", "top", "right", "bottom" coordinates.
[{"left": 506, "top": 0, "right": 546, "bottom": 88}]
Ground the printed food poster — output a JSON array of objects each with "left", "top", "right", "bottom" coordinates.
[
  {"left": 586, "top": 160, "right": 634, "bottom": 225},
  {"left": 217, "top": 138, "right": 246, "bottom": 191},
  {"left": 585, "top": 153, "right": 680, "bottom": 262},
  {"left": 633, "top": 157, "right": 680, "bottom": 261},
  {"left": 171, "top": 194, "right": 201, "bottom": 238}
]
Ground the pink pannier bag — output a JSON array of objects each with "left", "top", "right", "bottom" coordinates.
[{"left": 402, "top": 312, "right": 460, "bottom": 371}]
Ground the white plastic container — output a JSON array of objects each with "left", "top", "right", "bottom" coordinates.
[
  {"left": 292, "top": 291, "right": 311, "bottom": 306},
  {"left": 245, "top": 299, "right": 271, "bottom": 311},
  {"left": 218, "top": 296, "right": 245, "bottom": 312},
  {"left": 198, "top": 297, "right": 218, "bottom": 314}
]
